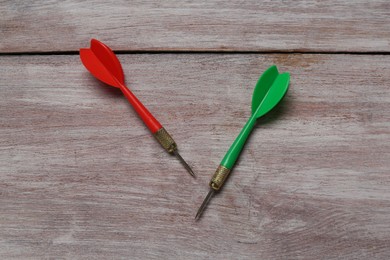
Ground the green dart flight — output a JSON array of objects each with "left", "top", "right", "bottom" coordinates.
[{"left": 195, "top": 65, "right": 290, "bottom": 220}]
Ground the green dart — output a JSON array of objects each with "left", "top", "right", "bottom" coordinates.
[{"left": 195, "top": 65, "right": 290, "bottom": 220}]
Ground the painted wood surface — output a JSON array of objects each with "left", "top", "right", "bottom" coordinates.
[
  {"left": 1, "top": 54, "right": 389, "bottom": 259},
  {"left": 1, "top": 0, "right": 390, "bottom": 53}
]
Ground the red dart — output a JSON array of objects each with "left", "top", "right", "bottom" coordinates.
[{"left": 80, "top": 39, "right": 195, "bottom": 177}]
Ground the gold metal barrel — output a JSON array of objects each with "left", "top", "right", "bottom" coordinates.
[
  {"left": 209, "top": 165, "right": 231, "bottom": 191},
  {"left": 153, "top": 127, "right": 177, "bottom": 153}
]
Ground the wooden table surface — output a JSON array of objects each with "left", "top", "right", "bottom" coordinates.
[{"left": 1, "top": 1, "right": 389, "bottom": 259}]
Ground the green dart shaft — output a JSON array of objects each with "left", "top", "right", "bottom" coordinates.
[
  {"left": 196, "top": 65, "right": 290, "bottom": 220},
  {"left": 222, "top": 108, "right": 257, "bottom": 169},
  {"left": 195, "top": 116, "right": 256, "bottom": 220},
  {"left": 209, "top": 114, "right": 256, "bottom": 193}
]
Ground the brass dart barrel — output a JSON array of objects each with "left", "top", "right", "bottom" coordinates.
[
  {"left": 195, "top": 165, "right": 230, "bottom": 220},
  {"left": 154, "top": 128, "right": 195, "bottom": 177}
]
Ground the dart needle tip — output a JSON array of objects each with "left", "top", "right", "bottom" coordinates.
[
  {"left": 173, "top": 150, "right": 196, "bottom": 178},
  {"left": 195, "top": 189, "right": 215, "bottom": 220}
]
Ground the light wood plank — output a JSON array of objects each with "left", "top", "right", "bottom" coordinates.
[
  {"left": 0, "top": 54, "right": 389, "bottom": 259},
  {"left": 1, "top": 0, "right": 390, "bottom": 53}
]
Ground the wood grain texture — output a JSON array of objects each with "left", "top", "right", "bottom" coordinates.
[
  {"left": 1, "top": 0, "right": 390, "bottom": 53},
  {"left": 0, "top": 54, "right": 389, "bottom": 259}
]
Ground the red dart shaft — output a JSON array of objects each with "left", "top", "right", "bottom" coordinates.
[
  {"left": 118, "top": 82, "right": 195, "bottom": 177},
  {"left": 118, "top": 83, "right": 162, "bottom": 133}
]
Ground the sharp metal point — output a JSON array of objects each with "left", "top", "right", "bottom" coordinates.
[
  {"left": 173, "top": 150, "right": 196, "bottom": 178},
  {"left": 195, "top": 189, "right": 215, "bottom": 220}
]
